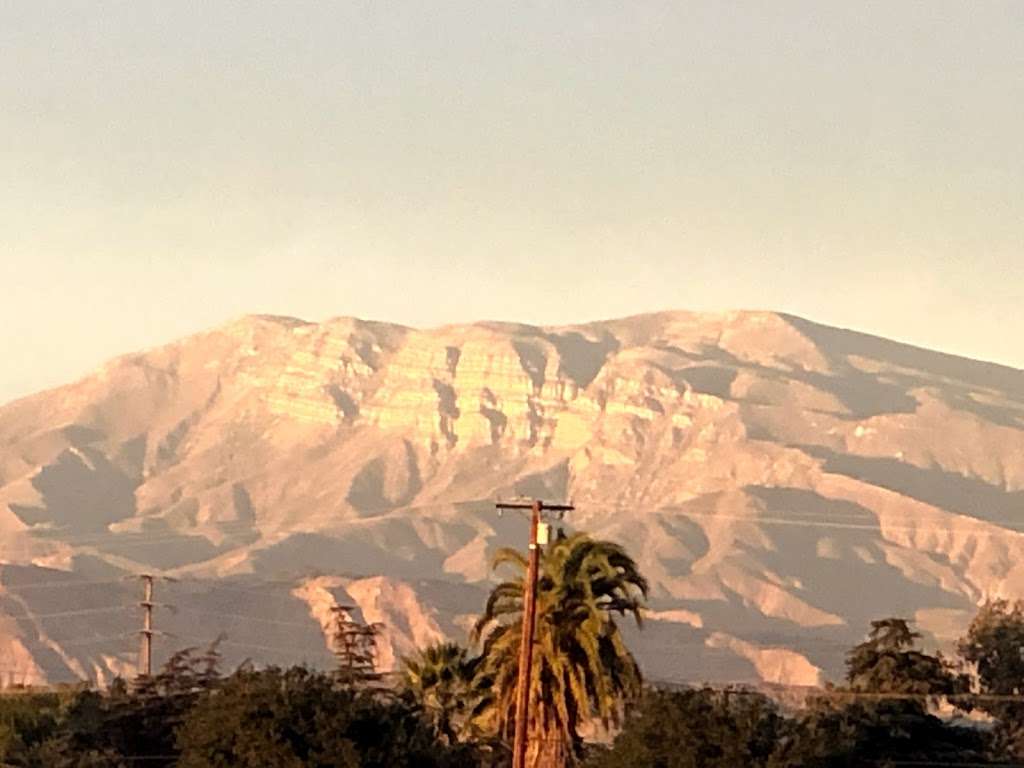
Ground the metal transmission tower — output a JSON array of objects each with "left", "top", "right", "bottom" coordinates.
[
  {"left": 495, "top": 498, "right": 574, "bottom": 768},
  {"left": 138, "top": 574, "right": 155, "bottom": 677},
  {"left": 136, "top": 574, "right": 175, "bottom": 678}
]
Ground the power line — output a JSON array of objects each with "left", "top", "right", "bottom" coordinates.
[
  {"left": 2, "top": 605, "right": 129, "bottom": 620},
  {"left": 175, "top": 606, "right": 321, "bottom": 628},
  {"left": 12, "top": 494, "right": 1024, "bottom": 561},
  {"left": 583, "top": 503, "right": 1024, "bottom": 537},
  {"left": 171, "top": 582, "right": 325, "bottom": 611},
  {"left": 0, "top": 577, "right": 127, "bottom": 592},
  {"left": 13, "top": 498, "right": 487, "bottom": 549},
  {"left": 650, "top": 680, "right": 1024, "bottom": 704},
  {"left": 22, "top": 522, "right": 257, "bottom": 548},
  {"left": 173, "top": 634, "right": 333, "bottom": 658},
  {"left": 175, "top": 579, "right": 314, "bottom": 597},
  {"left": 13, "top": 571, "right": 348, "bottom": 598},
  {"left": 58, "top": 634, "right": 135, "bottom": 648}
]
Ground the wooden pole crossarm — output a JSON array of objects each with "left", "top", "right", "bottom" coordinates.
[{"left": 497, "top": 498, "right": 574, "bottom": 768}]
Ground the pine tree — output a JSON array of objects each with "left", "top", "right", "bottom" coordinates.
[{"left": 331, "top": 605, "right": 384, "bottom": 686}]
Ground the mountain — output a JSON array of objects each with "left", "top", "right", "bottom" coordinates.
[{"left": 0, "top": 310, "right": 1022, "bottom": 689}]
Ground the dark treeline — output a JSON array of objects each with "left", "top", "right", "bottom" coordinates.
[
  {"left": 0, "top": 650, "right": 490, "bottom": 767},
  {"left": 1, "top": 534, "right": 1023, "bottom": 767}
]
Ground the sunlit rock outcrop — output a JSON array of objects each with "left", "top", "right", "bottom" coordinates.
[{"left": 0, "top": 310, "right": 1022, "bottom": 688}]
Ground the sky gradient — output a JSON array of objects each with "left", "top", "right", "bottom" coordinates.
[{"left": 2, "top": 1, "right": 1022, "bottom": 404}]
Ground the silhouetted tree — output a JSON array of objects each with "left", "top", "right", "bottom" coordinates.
[
  {"left": 959, "top": 599, "right": 1024, "bottom": 759},
  {"left": 0, "top": 690, "right": 66, "bottom": 765},
  {"left": 176, "top": 666, "right": 477, "bottom": 768},
  {"left": 331, "top": 605, "right": 383, "bottom": 686},
  {"left": 2, "top": 643, "right": 223, "bottom": 767},
  {"left": 774, "top": 618, "right": 982, "bottom": 767},
  {"left": 846, "top": 618, "right": 964, "bottom": 699},
  {"left": 585, "top": 687, "right": 785, "bottom": 768}
]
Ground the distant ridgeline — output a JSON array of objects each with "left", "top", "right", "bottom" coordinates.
[{"left": 0, "top": 310, "right": 1022, "bottom": 689}]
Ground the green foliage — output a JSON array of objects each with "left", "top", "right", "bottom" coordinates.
[
  {"left": 176, "top": 666, "right": 476, "bottom": 768},
  {"left": 584, "top": 687, "right": 785, "bottom": 768},
  {"left": 474, "top": 531, "right": 648, "bottom": 765},
  {"left": 2, "top": 560, "right": 1022, "bottom": 768},
  {"left": 7, "top": 644, "right": 223, "bottom": 767},
  {"left": 0, "top": 644, "right": 476, "bottom": 767},
  {"left": 587, "top": 617, "right": 991, "bottom": 768},
  {"left": 845, "top": 618, "right": 965, "bottom": 699},
  {"left": 773, "top": 617, "right": 983, "bottom": 767},
  {"left": 401, "top": 641, "right": 481, "bottom": 744},
  {"left": 958, "top": 599, "right": 1024, "bottom": 758},
  {"left": 0, "top": 690, "right": 66, "bottom": 763},
  {"left": 772, "top": 698, "right": 988, "bottom": 767}
]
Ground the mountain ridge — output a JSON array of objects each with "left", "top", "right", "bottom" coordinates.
[
  {"left": 11, "top": 308, "right": 1022, "bottom": 413},
  {"left": 0, "top": 309, "right": 1022, "bottom": 688}
]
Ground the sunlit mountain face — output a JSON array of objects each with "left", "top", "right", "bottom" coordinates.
[{"left": 1, "top": 310, "right": 1022, "bottom": 688}]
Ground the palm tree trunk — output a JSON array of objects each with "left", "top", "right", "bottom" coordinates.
[{"left": 527, "top": 733, "right": 569, "bottom": 768}]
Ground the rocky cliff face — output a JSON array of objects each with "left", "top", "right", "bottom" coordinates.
[{"left": 0, "top": 310, "right": 1022, "bottom": 688}]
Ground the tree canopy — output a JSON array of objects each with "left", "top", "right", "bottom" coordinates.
[
  {"left": 1, "top": 540, "right": 1021, "bottom": 768},
  {"left": 584, "top": 687, "right": 784, "bottom": 768},
  {"left": 401, "top": 640, "right": 482, "bottom": 745},
  {"left": 959, "top": 599, "right": 1024, "bottom": 758},
  {"left": 473, "top": 531, "right": 648, "bottom": 766},
  {"left": 177, "top": 666, "right": 476, "bottom": 768}
]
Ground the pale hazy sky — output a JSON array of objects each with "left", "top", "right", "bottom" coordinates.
[{"left": 2, "top": 1, "right": 1022, "bottom": 405}]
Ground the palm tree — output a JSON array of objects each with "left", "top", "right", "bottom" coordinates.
[
  {"left": 402, "top": 641, "right": 480, "bottom": 745},
  {"left": 473, "top": 530, "right": 648, "bottom": 767}
]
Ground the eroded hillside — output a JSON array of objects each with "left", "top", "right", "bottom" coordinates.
[{"left": 1, "top": 310, "right": 1022, "bottom": 687}]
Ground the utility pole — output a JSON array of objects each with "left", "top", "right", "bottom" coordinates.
[
  {"left": 138, "top": 574, "right": 154, "bottom": 677},
  {"left": 131, "top": 573, "right": 176, "bottom": 679},
  {"left": 496, "top": 498, "right": 574, "bottom": 768}
]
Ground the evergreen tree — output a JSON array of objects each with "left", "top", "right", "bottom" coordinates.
[
  {"left": 958, "top": 599, "right": 1024, "bottom": 758},
  {"left": 774, "top": 618, "right": 982, "bottom": 767},
  {"left": 846, "top": 618, "right": 963, "bottom": 699},
  {"left": 331, "top": 605, "right": 383, "bottom": 686},
  {"left": 585, "top": 687, "right": 785, "bottom": 768}
]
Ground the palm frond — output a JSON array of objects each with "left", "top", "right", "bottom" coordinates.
[{"left": 472, "top": 530, "right": 648, "bottom": 761}]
